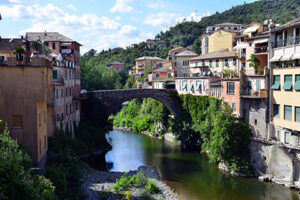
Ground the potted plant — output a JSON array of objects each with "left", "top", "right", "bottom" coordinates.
[
  {"left": 248, "top": 54, "right": 260, "bottom": 74},
  {"left": 13, "top": 46, "right": 26, "bottom": 65},
  {"left": 253, "top": 91, "right": 259, "bottom": 96}
]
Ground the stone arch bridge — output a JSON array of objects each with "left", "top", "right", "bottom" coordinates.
[{"left": 91, "top": 89, "right": 181, "bottom": 116}]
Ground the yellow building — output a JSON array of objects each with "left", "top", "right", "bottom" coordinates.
[
  {"left": 0, "top": 38, "right": 24, "bottom": 64},
  {"left": 134, "top": 56, "right": 165, "bottom": 77},
  {"left": 269, "top": 17, "right": 300, "bottom": 148},
  {"left": 0, "top": 57, "right": 54, "bottom": 165},
  {"left": 208, "top": 30, "right": 238, "bottom": 53}
]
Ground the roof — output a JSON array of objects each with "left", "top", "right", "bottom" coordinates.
[
  {"left": 168, "top": 46, "right": 186, "bottom": 54},
  {"left": 153, "top": 67, "right": 173, "bottom": 72},
  {"left": 209, "top": 22, "right": 244, "bottom": 27},
  {"left": 190, "top": 49, "right": 237, "bottom": 60},
  {"left": 0, "top": 38, "right": 24, "bottom": 52},
  {"left": 175, "top": 50, "right": 198, "bottom": 57},
  {"left": 135, "top": 56, "right": 164, "bottom": 61},
  {"left": 25, "top": 32, "right": 80, "bottom": 45},
  {"left": 107, "top": 61, "right": 123, "bottom": 65},
  {"left": 273, "top": 17, "right": 300, "bottom": 32}
]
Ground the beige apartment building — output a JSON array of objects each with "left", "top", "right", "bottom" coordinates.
[{"left": 134, "top": 56, "right": 165, "bottom": 78}]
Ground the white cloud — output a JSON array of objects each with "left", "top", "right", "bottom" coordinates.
[
  {"left": 147, "top": 1, "right": 165, "bottom": 9},
  {"left": 177, "top": 11, "right": 211, "bottom": 23},
  {"left": 67, "top": 3, "right": 76, "bottom": 11},
  {"left": 9, "top": 0, "right": 22, "bottom": 3},
  {"left": 144, "top": 12, "right": 179, "bottom": 27},
  {"left": 110, "top": 0, "right": 135, "bottom": 13}
]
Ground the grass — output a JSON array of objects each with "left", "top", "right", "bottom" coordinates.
[{"left": 113, "top": 171, "right": 160, "bottom": 196}]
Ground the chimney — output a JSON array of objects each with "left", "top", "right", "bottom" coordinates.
[{"left": 44, "top": 30, "right": 47, "bottom": 36}]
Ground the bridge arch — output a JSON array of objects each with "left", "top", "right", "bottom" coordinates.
[{"left": 91, "top": 89, "right": 181, "bottom": 117}]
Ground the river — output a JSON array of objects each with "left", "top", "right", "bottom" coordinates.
[{"left": 105, "top": 130, "right": 300, "bottom": 200}]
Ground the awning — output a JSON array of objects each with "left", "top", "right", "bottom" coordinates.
[
  {"left": 196, "top": 81, "right": 201, "bottom": 91},
  {"left": 253, "top": 38, "right": 269, "bottom": 44},
  {"left": 294, "top": 75, "right": 300, "bottom": 91},
  {"left": 283, "top": 75, "right": 292, "bottom": 90},
  {"left": 270, "top": 55, "right": 282, "bottom": 62},
  {"left": 292, "top": 53, "right": 300, "bottom": 60},
  {"left": 280, "top": 54, "right": 293, "bottom": 61},
  {"left": 189, "top": 82, "right": 194, "bottom": 91},
  {"left": 182, "top": 81, "right": 187, "bottom": 89},
  {"left": 233, "top": 43, "right": 247, "bottom": 50},
  {"left": 243, "top": 25, "right": 260, "bottom": 34},
  {"left": 271, "top": 76, "right": 280, "bottom": 90}
]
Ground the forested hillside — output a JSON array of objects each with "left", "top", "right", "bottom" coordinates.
[{"left": 81, "top": 0, "right": 300, "bottom": 91}]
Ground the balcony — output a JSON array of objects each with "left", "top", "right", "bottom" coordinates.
[
  {"left": 53, "top": 78, "right": 64, "bottom": 84},
  {"left": 239, "top": 52, "right": 246, "bottom": 59},
  {"left": 254, "top": 46, "right": 268, "bottom": 54},
  {"left": 241, "top": 89, "right": 268, "bottom": 98},
  {"left": 271, "top": 37, "right": 300, "bottom": 48}
]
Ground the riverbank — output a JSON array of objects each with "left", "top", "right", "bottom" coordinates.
[
  {"left": 81, "top": 164, "right": 181, "bottom": 200},
  {"left": 114, "top": 127, "right": 180, "bottom": 144}
]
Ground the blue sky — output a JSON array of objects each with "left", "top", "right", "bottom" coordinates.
[{"left": 0, "top": 0, "right": 256, "bottom": 53}]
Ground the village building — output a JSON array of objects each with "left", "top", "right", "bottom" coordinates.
[{"left": 107, "top": 61, "right": 124, "bottom": 71}]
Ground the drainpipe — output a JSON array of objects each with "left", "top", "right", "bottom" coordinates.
[{"left": 268, "top": 26, "right": 273, "bottom": 140}]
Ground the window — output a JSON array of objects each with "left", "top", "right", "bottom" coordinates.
[
  {"left": 284, "top": 105, "right": 292, "bottom": 121},
  {"left": 295, "top": 75, "right": 300, "bottom": 91},
  {"left": 44, "top": 136, "right": 47, "bottom": 150},
  {"left": 65, "top": 70, "right": 68, "bottom": 79},
  {"left": 195, "top": 62, "right": 198, "bottom": 67},
  {"left": 226, "top": 82, "right": 235, "bottom": 94},
  {"left": 232, "top": 102, "right": 236, "bottom": 112},
  {"left": 225, "top": 59, "right": 228, "bottom": 66},
  {"left": 216, "top": 59, "right": 219, "bottom": 67},
  {"left": 233, "top": 58, "right": 237, "bottom": 66},
  {"left": 66, "top": 88, "right": 68, "bottom": 96},
  {"left": 52, "top": 42, "right": 56, "bottom": 50},
  {"left": 168, "top": 73, "right": 171, "bottom": 78},
  {"left": 53, "top": 70, "right": 57, "bottom": 79},
  {"left": 66, "top": 105, "right": 68, "bottom": 114},
  {"left": 295, "top": 107, "right": 300, "bottom": 122},
  {"left": 44, "top": 111, "right": 46, "bottom": 123},
  {"left": 156, "top": 73, "right": 159, "bottom": 78},
  {"left": 271, "top": 75, "right": 280, "bottom": 90},
  {"left": 56, "top": 89, "right": 58, "bottom": 99},
  {"left": 12, "top": 115, "right": 23, "bottom": 128},
  {"left": 56, "top": 114, "right": 60, "bottom": 121},
  {"left": 254, "top": 119, "right": 257, "bottom": 125},
  {"left": 69, "top": 88, "right": 71, "bottom": 96},
  {"left": 209, "top": 60, "right": 212, "bottom": 67},
  {"left": 256, "top": 79, "right": 261, "bottom": 91},
  {"left": 202, "top": 60, "right": 205, "bottom": 66},
  {"left": 283, "top": 75, "right": 292, "bottom": 90},
  {"left": 44, "top": 42, "right": 49, "bottom": 46},
  {"left": 69, "top": 71, "right": 71, "bottom": 80},
  {"left": 273, "top": 104, "right": 280, "bottom": 118},
  {"left": 39, "top": 113, "right": 41, "bottom": 127},
  {"left": 183, "top": 61, "right": 189, "bottom": 66}
]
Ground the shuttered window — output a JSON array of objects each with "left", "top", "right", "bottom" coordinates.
[
  {"left": 295, "top": 107, "right": 300, "bottom": 122},
  {"left": 284, "top": 105, "right": 292, "bottom": 121},
  {"left": 209, "top": 60, "right": 212, "bottom": 67},
  {"left": 12, "top": 115, "right": 23, "bottom": 128},
  {"left": 283, "top": 75, "right": 292, "bottom": 90},
  {"left": 53, "top": 70, "right": 57, "bottom": 79},
  {"left": 295, "top": 75, "right": 300, "bottom": 91},
  {"left": 271, "top": 75, "right": 280, "bottom": 90},
  {"left": 216, "top": 59, "right": 219, "bottom": 67},
  {"left": 273, "top": 104, "right": 280, "bottom": 118},
  {"left": 256, "top": 79, "right": 261, "bottom": 91}
]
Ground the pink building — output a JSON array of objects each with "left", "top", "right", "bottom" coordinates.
[
  {"left": 176, "top": 77, "right": 211, "bottom": 96},
  {"left": 107, "top": 61, "right": 124, "bottom": 71},
  {"left": 25, "top": 32, "right": 81, "bottom": 136},
  {"left": 221, "top": 78, "right": 241, "bottom": 116}
]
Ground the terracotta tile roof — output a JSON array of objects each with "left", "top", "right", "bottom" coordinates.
[
  {"left": 273, "top": 17, "right": 300, "bottom": 32},
  {"left": 210, "top": 22, "right": 244, "bottom": 27},
  {"left": 135, "top": 56, "right": 165, "bottom": 61},
  {"left": 190, "top": 49, "right": 237, "bottom": 60},
  {"left": 0, "top": 38, "right": 23, "bottom": 52},
  {"left": 25, "top": 32, "right": 74, "bottom": 42},
  {"left": 175, "top": 50, "right": 198, "bottom": 57}
]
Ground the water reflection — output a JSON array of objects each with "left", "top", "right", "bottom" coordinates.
[{"left": 105, "top": 130, "right": 300, "bottom": 200}]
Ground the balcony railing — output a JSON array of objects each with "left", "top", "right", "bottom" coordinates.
[
  {"left": 255, "top": 46, "right": 268, "bottom": 54},
  {"left": 240, "top": 52, "right": 246, "bottom": 59},
  {"left": 271, "top": 37, "right": 300, "bottom": 48},
  {"left": 241, "top": 89, "right": 268, "bottom": 98},
  {"left": 53, "top": 78, "right": 64, "bottom": 84}
]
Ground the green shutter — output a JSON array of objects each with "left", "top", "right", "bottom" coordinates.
[
  {"left": 256, "top": 79, "right": 261, "bottom": 91},
  {"left": 189, "top": 81, "right": 194, "bottom": 91},
  {"left": 182, "top": 81, "right": 187, "bottom": 89},
  {"left": 196, "top": 81, "right": 201, "bottom": 91},
  {"left": 274, "top": 104, "right": 280, "bottom": 118},
  {"left": 53, "top": 70, "right": 57, "bottom": 79},
  {"left": 284, "top": 106, "right": 292, "bottom": 121},
  {"left": 209, "top": 60, "right": 212, "bottom": 67},
  {"left": 295, "top": 75, "right": 300, "bottom": 91},
  {"left": 271, "top": 75, "right": 280, "bottom": 90},
  {"left": 216, "top": 60, "right": 219, "bottom": 67},
  {"left": 295, "top": 107, "right": 300, "bottom": 122},
  {"left": 283, "top": 75, "right": 292, "bottom": 90}
]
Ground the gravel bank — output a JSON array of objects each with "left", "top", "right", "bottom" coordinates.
[{"left": 81, "top": 164, "right": 181, "bottom": 200}]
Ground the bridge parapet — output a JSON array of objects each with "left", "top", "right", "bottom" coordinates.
[{"left": 91, "top": 89, "right": 181, "bottom": 116}]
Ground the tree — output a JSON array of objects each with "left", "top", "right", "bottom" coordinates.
[
  {"left": 248, "top": 54, "right": 260, "bottom": 73},
  {"left": 192, "top": 38, "right": 202, "bottom": 54},
  {"left": 0, "top": 121, "right": 57, "bottom": 200}
]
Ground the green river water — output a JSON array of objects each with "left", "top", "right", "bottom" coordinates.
[{"left": 105, "top": 130, "right": 300, "bottom": 200}]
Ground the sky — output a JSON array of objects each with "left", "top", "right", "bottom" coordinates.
[{"left": 0, "top": 0, "right": 256, "bottom": 53}]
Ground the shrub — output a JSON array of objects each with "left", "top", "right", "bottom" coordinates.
[{"left": 145, "top": 180, "right": 160, "bottom": 194}]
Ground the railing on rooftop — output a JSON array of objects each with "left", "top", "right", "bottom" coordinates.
[
  {"left": 254, "top": 46, "right": 268, "bottom": 54},
  {"left": 241, "top": 89, "right": 268, "bottom": 98}
]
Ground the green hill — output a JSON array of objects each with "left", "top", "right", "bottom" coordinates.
[{"left": 81, "top": 0, "right": 300, "bottom": 91}]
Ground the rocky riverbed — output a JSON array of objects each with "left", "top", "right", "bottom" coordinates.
[{"left": 81, "top": 164, "right": 181, "bottom": 200}]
